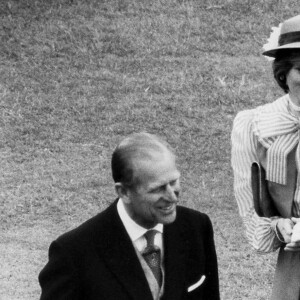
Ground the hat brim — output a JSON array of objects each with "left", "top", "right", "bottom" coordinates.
[{"left": 263, "top": 42, "right": 300, "bottom": 57}]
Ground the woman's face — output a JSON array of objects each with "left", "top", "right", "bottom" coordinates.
[{"left": 287, "top": 59, "right": 300, "bottom": 104}]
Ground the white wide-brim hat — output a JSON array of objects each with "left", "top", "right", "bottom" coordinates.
[{"left": 263, "top": 15, "right": 300, "bottom": 58}]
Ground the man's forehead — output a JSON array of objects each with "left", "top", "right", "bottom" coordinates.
[
  {"left": 140, "top": 167, "right": 180, "bottom": 188},
  {"left": 133, "top": 153, "right": 180, "bottom": 181},
  {"left": 134, "top": 148, "right": 175, "bottom": 167},
  {"left": 147, "top": 168, "right": 181, "bottom": 184}
]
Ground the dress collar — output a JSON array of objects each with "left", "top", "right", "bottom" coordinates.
[
  {"left": 288, "top": 94, "right": 300, "bottom": 117},
  {"left": 252, "top": 94, "right": 300, "bottom": 184}
]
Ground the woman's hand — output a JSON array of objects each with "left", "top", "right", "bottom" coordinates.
[
  {"left": 276, "top": 218, "right": 294, "bottom": 243},
  {"left": 284, "top": 218, "right": 300, "bottom": 251}
]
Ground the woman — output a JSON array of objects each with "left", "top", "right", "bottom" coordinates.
[{"left": 231, "top": 15, "right": 300, "bottom": 300}]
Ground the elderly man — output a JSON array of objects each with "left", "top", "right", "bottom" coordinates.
[{"left": 39, "top": 132, "right": 220, "bottom": 300}]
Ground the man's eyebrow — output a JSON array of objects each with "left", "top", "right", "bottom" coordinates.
[
  {"left": 148, "top": 181, "right": 166, "bottom": 190},
  {"left": 148, "top": 173, "right": 181, "bottom": 190}
]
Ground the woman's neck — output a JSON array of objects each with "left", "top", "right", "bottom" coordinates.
[
  {"left": 289, "top": 93, "right": 300, "bottom": 107},
  {"left": 289, "top": 94, "right": 300, "bottom": 112}
]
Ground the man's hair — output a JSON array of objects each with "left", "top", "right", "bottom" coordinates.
[
  {"left": 273, "top": 50, "right": 300, "bottom": 93},
  {"left": 111, "top": 132, "right": 175, "bottom": 187}
]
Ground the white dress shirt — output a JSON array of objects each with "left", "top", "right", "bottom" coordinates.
[
  {"left": 117, "top": 198, "right": 163, "bottom": 253},
  {"left": 117, "top": 199, "right": 164, "bottom": 299}
]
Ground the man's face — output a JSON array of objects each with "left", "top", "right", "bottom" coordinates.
[{"left": 124, "top": 150, "right": 181, "bottom": 229}]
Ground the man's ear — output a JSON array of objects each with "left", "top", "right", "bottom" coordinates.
[{"left": 115, "top": 183, "right": 130, "bottom": 203}]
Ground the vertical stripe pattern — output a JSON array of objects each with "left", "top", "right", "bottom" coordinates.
[
  {"left": 253, "top": 110, "right": 299, "bottom": 184},
  {"left": 231, "top": 94, "right": 300, "bottom": 253}
]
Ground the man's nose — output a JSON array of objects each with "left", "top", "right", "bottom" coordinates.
[{"left": 165, "top": 184, "right": 179, "bottom": 202}]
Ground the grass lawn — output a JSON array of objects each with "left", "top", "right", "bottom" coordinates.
[{"left": 1, "top": 0, "right": 299, "bottom": 299}]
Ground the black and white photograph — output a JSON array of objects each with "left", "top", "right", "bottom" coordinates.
[{"left": 1, "top": 0, "right": 299, "bottom": 299}]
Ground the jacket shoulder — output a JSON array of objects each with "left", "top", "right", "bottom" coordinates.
[
  {"left": 176, "top": 205, "right": 211, "bottom": 228},
  {"left": 55, "top": 201, "right": 117, "bottom": 252}
]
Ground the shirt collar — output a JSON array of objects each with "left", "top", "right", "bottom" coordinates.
[{"left": 117, "top": 198, "right": 163, "bottom": 243}]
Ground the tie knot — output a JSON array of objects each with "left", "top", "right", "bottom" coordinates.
[{"left": 144, "top": 230, "right": 158, "bottom": 247}]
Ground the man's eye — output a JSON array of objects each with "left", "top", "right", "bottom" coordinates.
[
  {"left": 150, "top": 186, "right": 164, "bottom": 193},
  {"left": 170, "top": 180, "right": 177, "bottom": 186}
]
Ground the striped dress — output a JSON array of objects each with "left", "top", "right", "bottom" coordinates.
[{"left": 231, "top": 94, "right": 300, "bottom": 253}]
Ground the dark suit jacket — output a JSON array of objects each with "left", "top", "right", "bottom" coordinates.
[{"left": 39, "top": 201, "right": 220, "bottom": 300}]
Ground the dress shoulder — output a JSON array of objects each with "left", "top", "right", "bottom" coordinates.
[
  {"left": 232, "top": 95, "right": 289, "bottom": 135},
  {"left": 258, "top": 94, "right": 289, "bottom": 113},
  {"left": 232, "top": 109, "right": 256, "bottom": 141}
]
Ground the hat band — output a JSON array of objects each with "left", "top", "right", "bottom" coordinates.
[{"left": 279, "top": 31, "right": 300, "bottom": 46}]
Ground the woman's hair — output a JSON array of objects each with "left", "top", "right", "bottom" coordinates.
[
  {"left": 111, "top": 132, "right": 174, "bottom": 188},
  {"left": 273, "top": 50, "right": 300, "bottom": 93}
]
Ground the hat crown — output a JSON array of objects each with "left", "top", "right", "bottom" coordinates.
[
  {"left": 281, "top": 15, "right": 300, "bottom": 35},
  {"left": 263, "top": 15, "right": 300, "bottom": 58}
]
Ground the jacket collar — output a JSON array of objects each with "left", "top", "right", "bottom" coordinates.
[
  {"left": 94, "top": 201, "right": 153, "bottom": 300},
  {"left": 162, "top": 212, "right": 189, "bottom": 300},
  {"left": 94, "top": 201, "right": 189, "bottom": 300}
]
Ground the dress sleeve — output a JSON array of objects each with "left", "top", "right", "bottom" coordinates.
[{"left": 231, "top": 110, "right": 282, "bottom": 253}]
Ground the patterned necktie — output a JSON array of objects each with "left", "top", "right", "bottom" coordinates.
[{"left": 142, "top": 230, "right": 162, "bottom": 287}]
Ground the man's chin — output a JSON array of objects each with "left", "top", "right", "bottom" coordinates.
[{"left": 159, "top": 210, "right": 177, "bottom": 224}]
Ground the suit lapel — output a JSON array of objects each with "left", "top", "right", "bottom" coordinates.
[
  {"left": 95, "top": 202, "right": 153, "bottom": 300},
  {"left": 162, "top": 216, "right": 189, "bottom": 300}
]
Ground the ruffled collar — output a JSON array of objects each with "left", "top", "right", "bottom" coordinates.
[
  {"left": 253, "top": 94, "right": 300, "bottom": 185},
  {"left": 288, "top": 96, "right": 300, "bottom": 116}
]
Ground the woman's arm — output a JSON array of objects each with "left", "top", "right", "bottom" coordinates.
[{"left": 231, "top": 110, "right": 282, "bottom": 253}]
